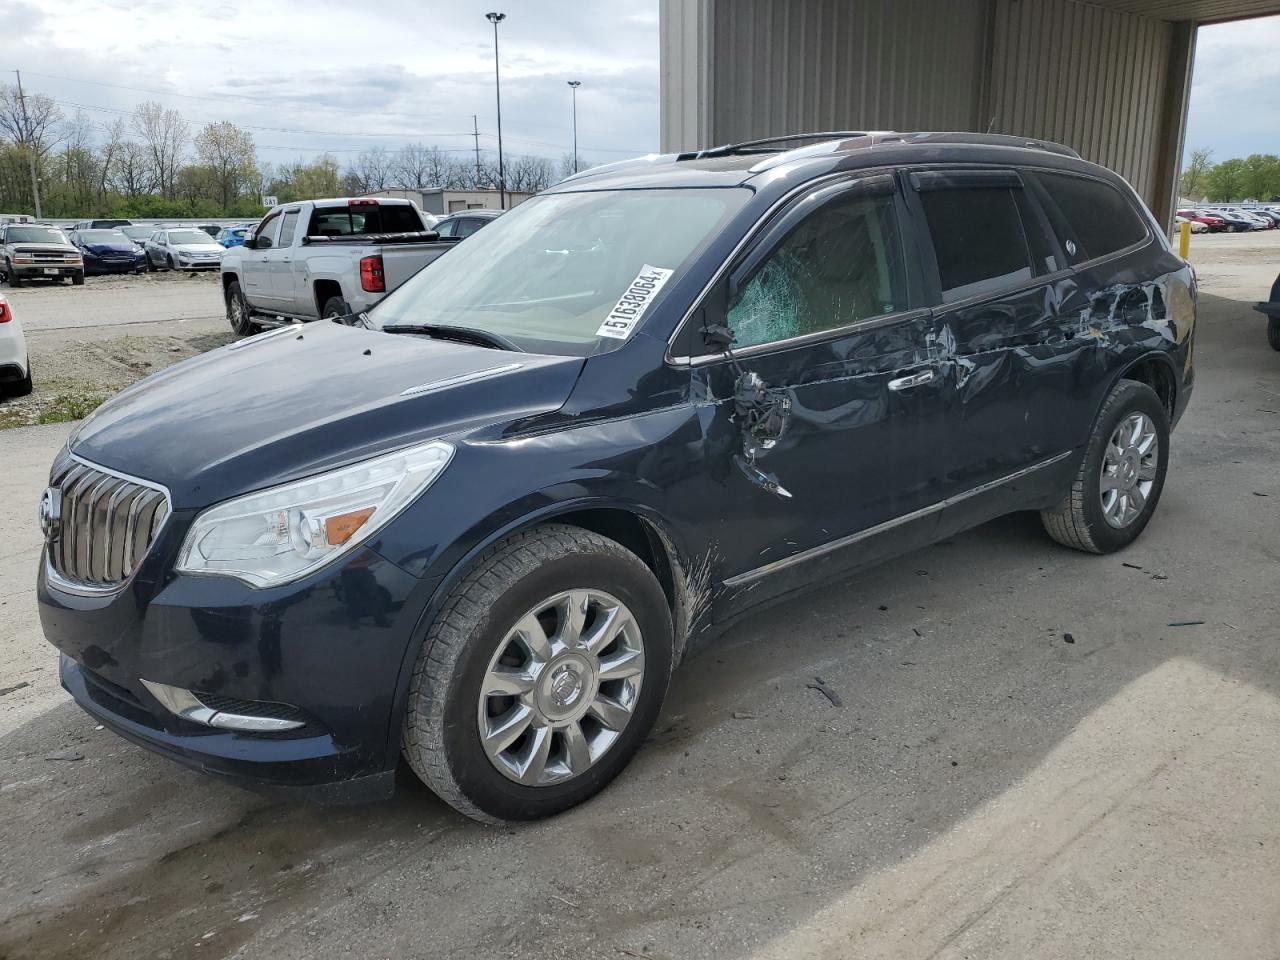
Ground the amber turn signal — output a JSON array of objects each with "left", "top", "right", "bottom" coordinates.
[{"left": 324, "top": 507, "right": 376, "bottom": 546}]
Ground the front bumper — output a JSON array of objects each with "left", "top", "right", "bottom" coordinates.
[
  {"left": 174, "top": 261, "right": 222, "bottom": 271},
  {"left": 39, "top": 535, "right": 437, "bottom": 803},
  {"left": 10, "top": 263, "right": 81, "bottom": 279},
  {"left": 84, "top": 256, "right": 145, "bottom": 275}
]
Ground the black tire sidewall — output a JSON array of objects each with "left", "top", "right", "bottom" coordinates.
[
  {"left": 440, "top": 550, "right": 673, "bottom": 821},
  {"left": 322, "top": 296, "right": 349, "bottom": 319},
  {"left": 1077, "top": 382, "right": 1170, "bottom": 552},
  {"left": 226, "top": 281, "right": 253, "bottom": 335},
  {"left": 1268, "top": 317, "right": 1280, "bottom": 352}
]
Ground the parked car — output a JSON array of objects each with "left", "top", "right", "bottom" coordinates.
[
  {"left": 72, "top": 218, "right": 134, "bottom": 231},
  {"left": 1178, "top": 209, "right": 1226, "bottom": 232},
  {"left": 0, "top": 293, "right": 31, "bottom": 396},
  {"left": 220, "top": 197, "right": 447, "bottom": 333},
  {"left": 1, "top": 224, "right": 83, "bottom": 286},
  {"left": 1173, "top": 215, "right": 1207, "bottom": 234},
  {"left": 432, "top": 209, "right": 501, "bottom": 239},
  {"left": 215, "top": 225, "right": 251, "bottom": 248},
  {"left": 117, "top": 225, "right": 155, "bottom": 244},
  {"left": 1222, "top": 208, "right": 1274, "bottom": 230},
  {"left": 1210, "top": 208, "right": 1265, "bottom": 232},
  {"left": 38, "top": 132, "right": 1195, "bottom": 822},
  {"left": 1249, "top": 208, "right": 1280, "bottom": 228},
  {"left": 69, "top": 229, "right": 147, "bottom": 275},
  {"left": 144, "top": 228, "right": 226, "bottom": 271},
  {"left": 1255, "top": 271, "right": 1280, "bottom": 351}
]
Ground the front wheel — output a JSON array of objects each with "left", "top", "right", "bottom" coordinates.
[
  {"left": 225, "top": 280, "right": 256, "bottom": 336},
  {"left": 1268, "top": 317, "right": 1280, "bottom": 352},
  {"left": 1041, "top": 379, "right": 1170, "bottom": 554},
  {"left": 72, "top": 272, "right": 85, "bottom": 286},
  {"left": 165, "top": 254, "right": 175, "bottom": 271},
  {"left": 402, "top": 524, "right": 673, "bottom": 823}
]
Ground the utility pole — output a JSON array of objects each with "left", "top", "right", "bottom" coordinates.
[
  {"left": 486, "top": 12, "right": 507, "bottom": 210},
  {"left": 567, "top": 81, "right": 581, "bottom": 173},
  {"left": 472, "top": 114, "right": 482, "bottom": 189},
  {"left": 13, "top": 70, "right": 42, "bottom": 219}
]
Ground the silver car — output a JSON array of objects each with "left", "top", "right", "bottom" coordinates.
[{"left": 144, "top": 228, "right": 226, "bottom": 272}]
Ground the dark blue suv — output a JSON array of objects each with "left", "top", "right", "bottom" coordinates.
[{"left": 37, "top": 132, "right": 1196, "bottom": 822}]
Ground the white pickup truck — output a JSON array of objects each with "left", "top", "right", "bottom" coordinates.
[{"left": 220, "top": 197, "right": 459, "bottom": 333}]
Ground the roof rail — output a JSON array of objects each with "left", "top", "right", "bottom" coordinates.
[{"left": 677, "top": 132, "right": 875, "bottom": 160}]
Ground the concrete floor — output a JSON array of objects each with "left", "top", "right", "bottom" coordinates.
[{"left": 0, "top": 234, "right": 1276, "bottom": 960}]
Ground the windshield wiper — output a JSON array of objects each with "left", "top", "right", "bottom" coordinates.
[{"left": 380, "top": 323, "right": 523, "bottom": 352}]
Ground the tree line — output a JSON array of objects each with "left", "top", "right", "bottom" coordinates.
[
  {"left": 0, "top": 84, "right": 584, "bottom": 219},
  {"left": 1180, "top": 149, "right": 1280, "bottom": 203}
]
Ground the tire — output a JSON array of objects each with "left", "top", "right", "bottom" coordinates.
[
  {"left": 225, "top": 280, "right": 256, "bottom": 336},
  {"left": 402, "top": 524, "right": 674, "bottom": 823},
  {"left": 1041, "top": 378, "right": 1170, "bottom": 554},
  {"left": 166, "top": 254, "right": 175, "bottom": 271},
  {"left": 146, "top": 254, "right": 156, "bottom": 272},
  {"left": 7, "top": 357, "right": 32, "bottom": 397},
  {"left": 5, "top": 261, "right": 20, "bottom": 288},
  {"left": 72, "top": 272, "right": 85, "bottom": 286},
  {"left": 1269, "top": 317, "right": 1280, "bottom": 352},
  {"left": 321, "top": 295, "right": 350, "bottom": 319}
]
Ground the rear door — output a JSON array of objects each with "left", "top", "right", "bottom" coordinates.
[{"left": 906, "top": 167, "right": 1081, "bottom": 496}]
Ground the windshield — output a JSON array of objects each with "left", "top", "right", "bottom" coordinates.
[
  {"left": 369, "top": 188, "right": 748, "bottom": 355},
  {"left": 80, "top": 230, "right": 129, "bottom": 242},
  {"left": 119, "top": 226, "right": 152, "bottom": 239},
  {"left": 169, "top": 230, "right": 218, "bottom": 245},
  {"left": 7, "top": 226, "right": 66, "bottom": 244}
]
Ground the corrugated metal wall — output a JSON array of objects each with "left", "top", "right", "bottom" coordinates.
[
  {"left": 660, "top": 0, "right": 715, "bottom": 152},
  {"left": 705, "top": 0, "right": 992, "bottom": 143},
  {"left": 986, "top": 0, "right": 1174, "bottom": 202}
]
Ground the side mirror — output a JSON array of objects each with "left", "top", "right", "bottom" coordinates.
[{"left": 243, "top": 236, "right": 259, "bottom": 250}]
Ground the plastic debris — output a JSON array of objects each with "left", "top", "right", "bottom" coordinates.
[
  {"left": 1168, "top": 620, "right": 1205, "bottom": 627},
  {"left": 44, "top": 749, "right": 84, "bottom": 762},
  {"left": 1064, "top": 633, "right": 1076, "bottom": 644},
  {"left": 806, "top": 677, "right": 842, "bottom": 707}
]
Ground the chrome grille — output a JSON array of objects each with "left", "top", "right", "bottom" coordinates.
[{"left": 48, "top": 458, "right": 170, "bottom": 588}]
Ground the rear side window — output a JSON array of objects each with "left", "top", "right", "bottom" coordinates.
[
  {"left": 308, "top": 204, "right": 423, "bottom": 236},
  {"left": 278, "top": 211, "right": 300, "bottom": 247},
  {"left": 919, "top": 186, "right": 1034, "bottom": 301},
  {"left": 728, "top": 188, "right": 908, "bottom": 349},
  {"left": 1034, "top": 172, "right": 1148, "bottom": 261},
  {"left": 455, "top": 217, "right": 485, "bottom": 238}
]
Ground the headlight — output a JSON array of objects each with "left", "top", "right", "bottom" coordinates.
[{"left": 176, "top": 440, "right": 453, "bottom": 587}]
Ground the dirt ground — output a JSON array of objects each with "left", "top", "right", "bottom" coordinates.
[
  {"left": 0, "top": 232, "right": 1276, "bottom": 960},
  {"left": 0, "top": 271, "right": 231, "bottom": 428}
]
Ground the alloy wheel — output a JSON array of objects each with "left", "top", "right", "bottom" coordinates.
[
  {"left": 478, "top": 589, "right": 645, "bottom": 787},
  {"left": 1100, "top": 412, "right": 1159, "bottom": 528}
]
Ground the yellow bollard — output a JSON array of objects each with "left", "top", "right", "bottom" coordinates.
[{"left": 1178, "top": 220, "right": 1191, "bottom": 260}]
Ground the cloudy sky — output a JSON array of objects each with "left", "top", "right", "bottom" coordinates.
[
  {"left": 1, "top": 0, "right": 662, "bottom": 168},
  {"left": 0, "top": 1, "right": 1274, "bottom": 170}
]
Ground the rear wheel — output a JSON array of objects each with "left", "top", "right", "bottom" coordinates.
[
  {"left": 6, "top": 357, "right": 32, "bottom": 397},
  {"left": 321, "top": 296, "right": 350, "bottom": 320},
  {"left": 225, "top": 280, "right": 256, "bottom": 336},
  {"left": 1269, "top": 317, "right": 1280, "bottom": 352},
  {"left": 1042, "top": 379, "right": 1169, "bottom": 554},
  {"left": 402, "top": 524, "right": 673, "bottom": 823}
]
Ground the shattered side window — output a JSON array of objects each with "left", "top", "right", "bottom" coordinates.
[{"left": 728, "top": 191, "right": 907, "bottom": 349}]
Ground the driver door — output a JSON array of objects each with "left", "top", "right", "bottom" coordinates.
[
  {"left": 241, "top": 211, "right": 282, "bottom": 305},
  {"left": 686, "top": 175, "right": 956, "bottom": 618}
]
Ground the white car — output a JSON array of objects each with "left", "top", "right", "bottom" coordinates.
[
  {"left": 144, "top": 228, "right": 226, "bottom": 271},
  {"left": 1174, "top": 215, "right": 1207, "bottom": 234},
  {"left": 0, "top": 293, "right": 32, "bottom": 397}
]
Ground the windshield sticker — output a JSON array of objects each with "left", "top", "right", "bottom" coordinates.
[{"left": 596, "top": 265, "right": 675, "bottom": 340}]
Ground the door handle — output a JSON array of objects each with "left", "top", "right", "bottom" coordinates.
[{"left": 887, "top": 370, "right": 935, "bottom": 392}]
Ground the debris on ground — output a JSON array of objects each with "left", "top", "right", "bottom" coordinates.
[
  {"left": 1122, "top": 562, "right": 1143, "bottom": 570},
  {"left": 44, "top": 749, "right": 84, "bottom": 762},
  {"left": 1253, "top": 491, "right": 1269, "bottom": 497},
  {"left": 1168, "top": 620, "right": 1206, "bottom": 627},
  {"left": 806, "top": 677, "right": 843, "bottom": 707},
  {"left": 912, "top": 627, "right": 922, "bottom": 637},
  {"left": 0, "top": 682, "right": 31, "bottom": 698},
  {"left": 1064, "top": 633, "right": 1076, "bottom": 644},
  {"left": 731, "top": 710, "right": 758, "bottom": 720},
  {"left": 1152, "top": 573, "right": 1169, "bottom": 580}
]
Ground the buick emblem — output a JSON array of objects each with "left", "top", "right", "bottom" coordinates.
[
  {"left": 38, "top": 487, "right": 62, "bottom": 543},
  {"left": 549, "top": 666, "right": 584, "bottom": 708}
]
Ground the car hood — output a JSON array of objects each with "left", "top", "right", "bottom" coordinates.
[
  {"left": 82, "top": 241, "right": 141, "bottom": 254},
  {"left": 10, "top": 242, "right": 76, "bottom": 254},
  {"left": 70, "top": 321, "right": 586, "bottom": 508}
]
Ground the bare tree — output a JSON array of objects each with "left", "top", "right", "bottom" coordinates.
[
  {"left": 133, "top": 101, "right": 189, "bottom": 200},
  {"left": 194, "top": 120, "right": 257, "bottom": 210},
  {"left": 0, "top": 84, "right": 64, "bottom": 159},
  {"left": 97, "top": 118, "right": 128, "bottom": 201},
  {"left": 346, "top": 147, "right": 394, "bottom": 193},
  {"left": 111, "top": 141, "right": 154, "bottom": 198}
]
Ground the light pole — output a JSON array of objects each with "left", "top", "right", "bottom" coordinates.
[
  {"left": 567, "top": 80, "right": 581, "bottom": 173},
  {"left": 486, "top": 12, "right": 507, "bottom": 210}
]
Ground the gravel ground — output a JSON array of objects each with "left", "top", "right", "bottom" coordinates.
[
  {"left": 0, "top": 232, "right": 1276, "bottom": 960},
  {"left": 0, "top": 271, "right": 231, "bottom": 428}
]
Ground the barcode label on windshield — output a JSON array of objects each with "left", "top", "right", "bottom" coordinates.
[{"left": 596, "top": 265, "right": 675, "bottom": 340}]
